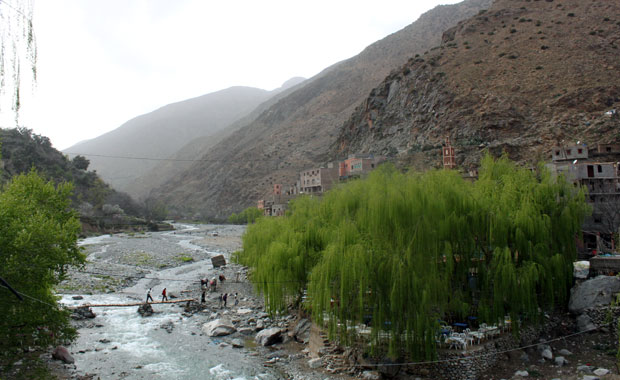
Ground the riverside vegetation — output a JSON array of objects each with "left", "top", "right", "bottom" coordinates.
[{"left": 235, "top": 155, "right": 590, "bottom": 361}]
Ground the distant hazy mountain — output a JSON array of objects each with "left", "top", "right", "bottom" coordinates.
[
  {"left": 64, "top": 79, "right": 305, "bottom": 194},
  {"left": 147, "top": 0, "right": 493, "bottom": 220}
]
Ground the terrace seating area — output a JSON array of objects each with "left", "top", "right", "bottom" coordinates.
[{"left": 437, "top": 317, "right": 511, "bottom": 350}]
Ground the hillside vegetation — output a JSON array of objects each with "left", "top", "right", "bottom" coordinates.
[
  {"left": 236, "top": 155, "right": 589, "bottom": 360},
  {"left": 1, "top": 127, "right": 143, "bottom": 219}
]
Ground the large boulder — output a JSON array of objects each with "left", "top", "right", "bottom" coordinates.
[
  {"left": 255, "top": 327, "right": 282, "bottom": 346},
  {"left": 290, "top": 318, "right": 311, "bottom": 344},
  {"left": 569, "top": 275, "right": 620, "bottom": 314},
  {"left": 52, "top": 346, "right": 74, "bottom": 364},
  {"left": 202, "top": 318, "right": 236, "bottom": 337},
  {"left": 71, "top": 306, "right": 96, "bottom": 320}
]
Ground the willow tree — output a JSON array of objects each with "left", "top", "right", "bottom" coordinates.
[
  {"left": 237, "top": 155, "right": 589, "bottom": 360},
  {"left": 0, "top": 0, "right": 37, "bottom": 122}
]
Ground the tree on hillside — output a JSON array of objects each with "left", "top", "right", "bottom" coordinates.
[
  {"left": 72, "top": 155, "right": 90, "bottom": 170},
  {"left": 237, "top": 155, "right": 589, "bottom": 360},
  {"left": 0, "top": 170, "right": 85, "bottom": 355}
]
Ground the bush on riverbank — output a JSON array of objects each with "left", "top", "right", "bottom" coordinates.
[{"left": 236, "top": 155, "right": 589, "bottom": 360}]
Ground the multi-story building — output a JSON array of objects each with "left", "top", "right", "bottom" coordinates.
[
  {"left": 547, "top": 143, "right": 620, "bottom": 253},
  {"left": 339, "top": 154, "right": 384, "bottom": 179},
  {"left": 299, "top": 164, "right": 339, "bottom": 194}
]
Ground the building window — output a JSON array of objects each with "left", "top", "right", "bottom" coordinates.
[
  {"left": 578, "top": 148, "right": 583, "bottom": 154},
  {"left": 555, "top": 150, "right": 560, "bottom": 155},
  {"left": 566, "top": 149, "right": 572, "bottom": 155},
  {"left": 607, "top": 147, "right": 612, "bottom": 152},
  {"left": 598, "top": 165, "right": 602, "bottom": 173}
]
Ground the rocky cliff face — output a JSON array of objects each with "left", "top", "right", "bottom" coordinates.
[
  {"left": 334, "top": 0, "right": 620, "bottom": 171},
  {"left": 149, "top": 0, "right": 493, "bottom": 219}
]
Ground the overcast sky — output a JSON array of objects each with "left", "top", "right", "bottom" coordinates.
[{"left": 3, "top": 0, "right": 461, "bottom": 150}]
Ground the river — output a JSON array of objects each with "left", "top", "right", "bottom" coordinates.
[{"left": 59, "top": 223, "right": 285, "bottom": 380}]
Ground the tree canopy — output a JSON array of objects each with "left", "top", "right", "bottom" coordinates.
[
  {"left": 0, "top": 169, "right": 85, "bottom": 353},
  {"left": 236, "top": 155, "right": 589, "bottom": 360}
]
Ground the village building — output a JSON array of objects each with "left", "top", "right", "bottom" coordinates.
[
  {"left": 338, "top": 154, "right": 384, "bottom": 180},
  {"left": 547, "top": 143, "right": 620, "bottom": 253},
  {"left": 300, "top": 163, "right": 339, "bottom": 194}
]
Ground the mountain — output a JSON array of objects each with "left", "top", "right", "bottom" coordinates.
[
  {"left": 148, "top": 0, "right": 493, "bottom": 220},
  {"left": 124, "top": 78, "right": 307, "bottom": 199},
  {"left": 64, "top": 82, "right": 304, "bottom": 194},
  {"left": 333, "top": 0, "right": 620, "bottom": 171}
]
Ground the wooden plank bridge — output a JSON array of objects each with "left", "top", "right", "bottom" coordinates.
[{"left": 69, "top": 298, "right": 195, "bottom": 309}]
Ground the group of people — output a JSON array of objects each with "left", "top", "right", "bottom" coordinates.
[
  {"left": 144, "top": 273, "right": 237, "bottom": 307},
  {"left": 217, "top": 292, "right": 238, "bottom": 308},
  {"left": 146, "top": 287, "right": 168, "bottom": 303}
]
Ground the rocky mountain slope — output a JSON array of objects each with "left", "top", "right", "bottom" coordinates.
[
  {"left": 148, "top": 0, "right": 493, "bottom": 219},
  {"left": 334, "top": 0, "right": 620, "bottom": 171},
  {"left": 65, "top": 84, "right": 296, "bottom": 194}
]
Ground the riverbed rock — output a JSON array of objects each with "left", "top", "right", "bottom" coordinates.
[
  {"left": 160, "top": 321, "right": 174, "bottom": 334},
  {"left": 255, "top": 327, "right": 282, "bottom": 346},
  {"left": 308, "top": 357, "right": 322, "bottom": 369},
  {"left": 52, "top": 346, "right": 75, "bottom": 364},
  {"left": 71, "top": 306, "right": 96, "bottom": 320},
  {"left": 231, "top": 338, "right": 244, "bottom": 348},
  {"left": 291, "top": 318, "right": 311, "bottom": 344},
  {"left": 568, "top": 275, "right": 620, "bottom": 314},
  {"left": 72, "top": 295, "right": 84, "bottom": 300},
  {"left": 541, "top": 348, "right": 553, "bottom": 360},
  {"left": 576, "top": 314, "right": 597, "bottom": 332},
  {"left": 201, "top": 318, "right": 236, "bottom": 336},
  {"left": 593, "top": 368, "right": 609, "bottom": 376},
  {"left": 137, "top": 303, "right": 154, "bottom": 317}
]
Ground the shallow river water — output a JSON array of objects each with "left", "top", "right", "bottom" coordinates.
[{"left": 61, "top": 224, "right": 283, "bottom": 380}]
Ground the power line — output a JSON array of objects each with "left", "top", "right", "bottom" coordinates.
[
  {"left": 64, "top": 152, "right": 209, "bottom": 162},
  {"left": 0, "top": 284, "right": 62, "bottom": 309}
]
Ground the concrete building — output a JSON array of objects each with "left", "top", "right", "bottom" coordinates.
[
  {"left": 300, "top": 165, "right": 339, "bottom": 194},
  {"left": 547, "top": 149, "right": 620, "bottom": 253},
  {"left": 551, "top": 144, "right": 589, "bottom": 162},
  {"left": 339, "top": 154, "right": 384, "bottom": 179}
]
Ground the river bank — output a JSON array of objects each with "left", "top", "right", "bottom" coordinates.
[{"left": 46, "top": 223, "right": 355, "bottom": 380}]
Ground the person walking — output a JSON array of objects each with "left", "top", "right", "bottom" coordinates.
[
  {"left": 223, "top": 293, "right": 228, "bottom": 308},
  {"left": 201, "top": 289, "right": 206, "bottom": 303},
  {"left": 234, "top": 292, "right": 239, "bottom": 306},
  {"left": 146, "top": 288, "right": 154, "bottom": 303},
  {"left": 161, "top": 287, "right": 168, "bottom": 302},
  {"left": 218, "top": 293, "right": 223, "bottom": 308}
]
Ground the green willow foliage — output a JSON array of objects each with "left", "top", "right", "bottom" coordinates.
[
  {"left": 236, "top": 155, "right": 589, "bottom": 360},
  {"left": 228, "top": 206, "right": 263, "bottom": 224}
]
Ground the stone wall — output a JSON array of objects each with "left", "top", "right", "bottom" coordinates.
[{"left": 405, "top": 318, "right": 562, "bottom": 380}]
